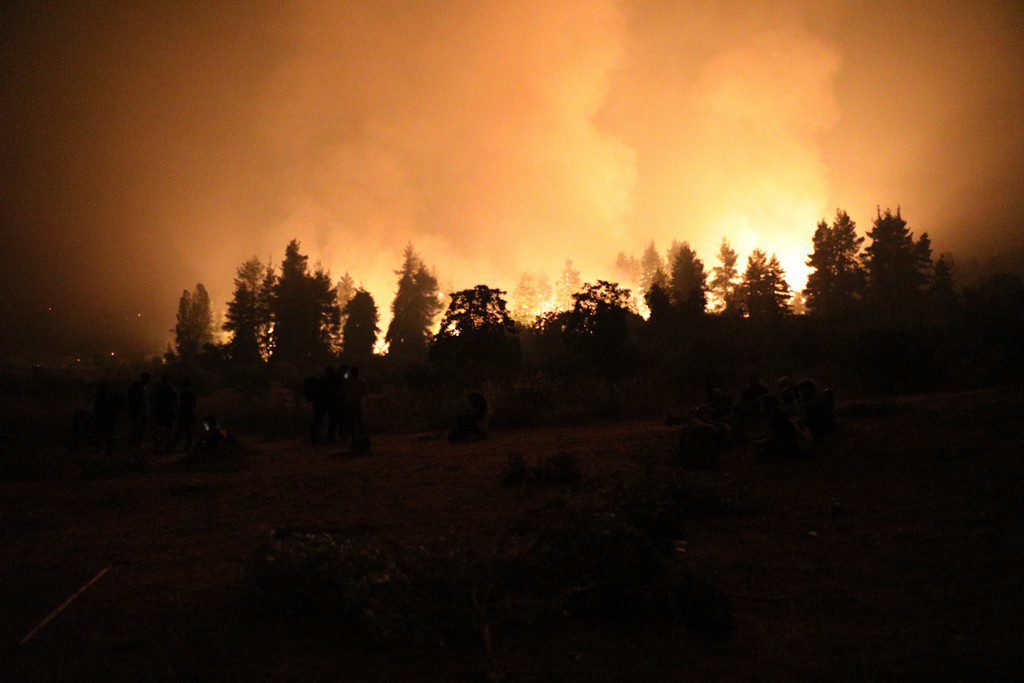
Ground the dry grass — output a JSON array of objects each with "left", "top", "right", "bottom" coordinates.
[{"left": 1, "top": 390, "right": 1022, "bottom": 679}]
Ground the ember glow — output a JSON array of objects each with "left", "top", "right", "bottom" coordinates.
[{"left": 2, "top": 1, "right": 1022, "bottom": 355}]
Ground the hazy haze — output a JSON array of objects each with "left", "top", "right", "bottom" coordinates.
[{"left": 2, "top": 0, "right": 1022, "bottom": 355}]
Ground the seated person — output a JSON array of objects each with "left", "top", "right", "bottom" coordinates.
[
  {"left": 756, "top": 394, "right": 813, "bottom": 461},
  {"left": 797, "top": 378, "right": 836, "bottom": 436},
  {"left": 735, "top": 374, "right": 769, "bottom": 423},
  {"left": 448, "top": 392, "right": 490, "bottom": 442},
  {"left": 196, "top": 413, "right": 233, "bottom": 454},
  {"left": 705, "top": 385, "right": 735, "bottom": 422}
]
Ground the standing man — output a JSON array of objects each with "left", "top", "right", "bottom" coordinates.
[
  {"left": 344, "top": 366, "right": 367, "bottom": 448},
  {"left": 170, "top": 377, "right": 197, "bottom": 453},
  {"left": 150, "top": 374, "right": 178, "bottom": 453},
  {"left": 127, "top": 372, "right": 151, "bottom": 452}
]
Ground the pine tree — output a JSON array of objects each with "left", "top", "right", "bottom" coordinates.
[
  {"left": 928, "top": 252, "right": 957, "bottom": 321},
  {"left": 269, "top": 240, "right": 341, "bottom": 365},
  {"left": 223, "top": 257, "right": 271, "bottom": 363},
  {"left": 862, "top": 207, "right": 932, "bottom": 321},
  {"left": 740, "top": 250, "right": 791, "bottom": 318},
  {"left": 385, "top": 243, "right": 441, "bottom": 363},
  {"left": 342, "top": 289, "right": 379, "bottom": 360},
  {"left": 804, "top": 209, "right": 865, "bottom": 318},
  {"left": 710, "top": 239, "right": 740, "bottom": 314},
  {"left": 173, "top": 283, "right": 213, "bottom": 361},
  {"left": 336, "top": 272, "right": 356, "bottom": 316},
  {"left": 257, "top": 262, "right": 277, "bottom": 360},
  {"left": 512, "top": 272, "right": 553, "bottom": 324},
  {"left": 639, "top": 241, "right": 664, "bottom": 293},
  {"left": 666, "top": 241, "right": 708, "bottom": 314},
  {"left": 614, "top": 251, "right": 640, "bottom": 286},
  {"left": 555, "top": 259, "right": 582, "bottom": 308},
  {"left": 311, "top": 265, "right": 343, "bottom": 356}
]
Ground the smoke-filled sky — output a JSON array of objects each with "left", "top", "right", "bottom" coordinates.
[{"left": 2, "top": 0, "right": 1022, "bottom": 356}]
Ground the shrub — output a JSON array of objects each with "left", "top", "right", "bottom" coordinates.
[{"left": 253, "top": 529, "right": 480, "bottom": 647}]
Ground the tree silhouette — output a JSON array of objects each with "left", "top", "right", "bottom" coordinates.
[
  {"left": 639, "top": 241, "right": 664, "bottom": 293},
  {"left": 223, "top": 257, "right": 271, "bottom": 363},
  {"left": 270, "top": 239, "right": 341, "bottom": 365},
  {"left": 555, "top": 259, "right": 582, "bottom": 308},
  {"left": 666, "top": 241, "right": 708, "bottom": 314},
  {"left": 928, "top": 252, "right": 958, "bottom": 321},
  {"left": 385, "top": 244, "right": 441, "bottom": 363},
  {"left": 173, "top": 283, "right": 213, "bottom": 361},
  {"left": 739, "top": 250, "right": 790, "bottom": 318},
  {"left": 342, "top": 289, "right": 379, "bottom": 361},
  {"left": 804, "top": 209, "right": 865, "bottom": 318},
  {"left": 563, "top": 280, "right": 633, "bottom": 358},
  {"left": 862, "top": 207, "right": 932, "bottom": 321},
  {"left": 430, "top": 285, "right": 520, "bottom": 377},
  {"left": 511, "top": 272, "right": 553, "bottom": 325},
  {"left": 710, "top": 239, "right": 740, "bottom": 314},
  {"left": 614, "top": 250, "right": 641, "bottom": 286},
  {"left": 311, "top": 265, "right": 343, "bottom": 356}
]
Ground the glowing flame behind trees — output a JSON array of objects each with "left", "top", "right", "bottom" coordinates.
[{"left": 205, "top": 205, "right": 952, "bottom": 363}]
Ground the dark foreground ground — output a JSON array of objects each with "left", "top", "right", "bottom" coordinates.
[{"left": 2, "top": 389, "right": 1022, "bottom": 679}]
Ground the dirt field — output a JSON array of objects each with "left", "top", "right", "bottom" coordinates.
[{"left": 2, "top": 390, "right": 1022, "bottom": 679}]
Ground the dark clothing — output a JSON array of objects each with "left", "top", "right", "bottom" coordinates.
[
  {"left": 95, "top": 385, "right": 124, "bottom": 454},
  {"left": 308, "top": 374, "right": 330, "bottom": 444},
  {"left": 448, "top": 392, "right": 488, "bottom": 443},
  {"left": 326, "top": 372, "right": 347, "bottom": 444},
  {"left": 151, "top": 381, "right": 178, "bottom": 451},
  {"left": 170, "top": 387, "right": 198, "bottom": 452},
  {"left": 344, "top": 375, "right": 367, "bottom": 444},
  {"left": 128, "top": 380, "right": 149, "bottom": 443}
]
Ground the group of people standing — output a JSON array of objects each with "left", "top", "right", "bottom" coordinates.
[
  {"left": 304, "top": 365, "right": 368, "bottom": 448},
  {"left": 678, "top": 374, "right": 836, "bottom": 467},
  {"left": 81, "top": 373, "right": 198, "bottom": 455}
]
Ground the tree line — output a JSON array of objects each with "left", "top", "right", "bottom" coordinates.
[{"left": 169, "top": 206, "right": 1017, "bottom": 383}]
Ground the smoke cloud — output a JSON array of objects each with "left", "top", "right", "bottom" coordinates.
[{"left": 2, "top": 1, "right": 1022, "bottom": 355}]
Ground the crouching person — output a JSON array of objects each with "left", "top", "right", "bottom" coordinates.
[
  {"left": 755, "top": 394, "right": 813, "bottom": 461},
  {"left": 678, "top": 404, "right": 733, "bottom": 470},
  {"left": 449, "top": 392, "right": 489, "bottom": 443}
]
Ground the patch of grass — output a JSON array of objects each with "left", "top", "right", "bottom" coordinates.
[
  {"left": 500, "top": 453, "right": 529, "bottom": 487},
  {"left": 499, "top": 452, "right": 583, "bottom": 489},
  {"left": 253, "top": 529, "right": 480, "bottom": 647},
  {"left": 0, "top": 441, "right": 62, "bottom": 481}
]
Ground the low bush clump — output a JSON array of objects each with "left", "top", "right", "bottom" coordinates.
[
  {"left": 499, "top": 452, "right": 583, "bottom": 489},
  {"left": 253, "top": 528, "right": 480, "bottom": 647},
  {"left": 253, "top": 515, "right": 732, "bottom": 652}
]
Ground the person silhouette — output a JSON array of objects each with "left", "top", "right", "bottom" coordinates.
[
  {"left": 327, "top": 365, "right": 348, "bottom": 444},
  {"left": 307, "top": 368, "right": 331, "bottom": 444},
  {"left": 94, "top": 380, "right": 124, "bottom": 454},
  {"left": 127, "top": 372, "right": 151, "bottom": 451},
  {"left": 345, "top": 366, "right": 368, "bottom": 449},
  {"left": 170, "top": 377, "right": 197, "bottom": 453},
  {"left": 449, "top": 391, "right": 489, "bottom": 442},
  {"left": 150, "top": 374, "right": 178, "bottom": 453}
]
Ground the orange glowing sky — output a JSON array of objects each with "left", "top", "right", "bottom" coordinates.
[{"left": 2, "top": 1, "right": 1022, "bottom": 354}]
